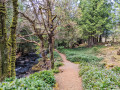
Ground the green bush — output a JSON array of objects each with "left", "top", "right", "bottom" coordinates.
[
  {"left": 52, "top": 67, "right": 60, "bottom": 73},
  {"left": 57, "top": 47, "right": 103, "bottom": 63},
  {"left": 54, "top": 61, "right": 63, "bottom": 67},
  {"left": 67, "top": 54, "right": 102, "bottom": 62},
  {"left": 54, "top": 51, "right": 62, "bottom": 62},
  {"left": 0, "top": 70, "right": 55, "bottom": 90},
  {"left": 29, "top": 70, "right": 56, "bottom": 87},
  {"left": 4, "top": 77, "right": 15, "bottom": 82},
  {"left": 0, "top": 78, "right": 52, "bottom": 90},
  {"left": 80, "top": 62, "right": 120, "bottom": 90}
]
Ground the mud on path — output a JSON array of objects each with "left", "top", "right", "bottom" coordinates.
[{"left": 54, "top": 50, "right": 83, "bottom": 90}]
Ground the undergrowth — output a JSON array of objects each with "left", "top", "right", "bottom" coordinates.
[
  {"left": 0, "top": 70, "right": 55, "bottom": 90},
  {"left": 52, "top": 51, "right": 63, "bottom": 73}
]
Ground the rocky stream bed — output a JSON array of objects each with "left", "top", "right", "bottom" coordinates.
[{"left": 15, "top": 51, "right": 48, "bottom": 78}]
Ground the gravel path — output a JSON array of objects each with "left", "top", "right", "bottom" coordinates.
[{"left": 54, "top": 51, "right": 83, "bottom": 90}]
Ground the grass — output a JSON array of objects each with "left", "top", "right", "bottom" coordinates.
[{"left": 58, "top": 45, "right": 120, "bottom": 90}]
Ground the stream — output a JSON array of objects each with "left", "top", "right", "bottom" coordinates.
[{"left": 15, "top": 51, "right": 48, "bottom": 78}]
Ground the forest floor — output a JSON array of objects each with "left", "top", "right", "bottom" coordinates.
[
  {"left": 54, "top": 50, "right": 83, "bottom": 90},
  {"left": 98, "top": 45, "right": 120, "bottom": 68}
]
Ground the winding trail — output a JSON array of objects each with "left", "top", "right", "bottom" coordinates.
[{"left": 54, "top": 50, "right": 83, "bottom": 90}]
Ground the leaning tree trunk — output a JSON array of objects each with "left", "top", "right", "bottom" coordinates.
[
  {"left": 9, "top": 0, "right": 18, "bottom": 77},
  {"left": 0, "top": 1, "right": 9, "bottom": 81}
]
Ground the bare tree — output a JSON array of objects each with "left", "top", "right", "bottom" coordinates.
[{"left": 19, "top": 0, "right": 57, "bottom": 69}]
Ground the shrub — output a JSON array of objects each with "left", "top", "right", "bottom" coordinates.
[
  {"left": 54, "top": 61, "right": 63, "bottom": 67},
  {"left": 52, "top": 67, "right": 60, "bottom": 73},
  {"left": 0, "top": 70, "right": 55, "bottom": 90},
  {"left": 79, "top": 62, "right": 120, "bottom": 90},
  {"left": 29, "top": 70, "right": 56, "bottom": 87},
  {"left": 67, "top": 54, "right": 102, "bottom": 62},
  {"left": 0, "top": 78, "right": 52, "bottom": 90}
]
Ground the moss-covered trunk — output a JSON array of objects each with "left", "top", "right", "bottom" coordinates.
[
  {"left": 47, "top": 0, "right": 55, "bottom": 69},
  {"left": 38, "top": 35, "right": 47, "bottom": 68},
  {"left": 0, "top": 1, "right": 9, "bottom": 81},
  {"left": 9, "top": 0, "right": 18, "bottom": 77},
  {"left": 48, "top": 35, "right": 54, "bottom": 69}
]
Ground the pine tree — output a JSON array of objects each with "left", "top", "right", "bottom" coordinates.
[{"left": 79, "top": 0, "right": 113, "bottom": 46}]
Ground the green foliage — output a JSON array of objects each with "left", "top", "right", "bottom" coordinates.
[
  {"left": 112, "top": 67, "right": 120, "bottom": 74},
  {"left": 58, "top": 46, "right": 120, "bottom": 89},
  {"left": 55, "top": 0, "right": 82, "bottom": 48},
  {"left": 78, "top": 0, "right": 113, "bottom": 45},
  {"left": 0, "top": 78, "right": 52, "bottom": 90},
  {"left": 51, "top": 51, "right": 63, "bottom": 73},
  {"left": 80, "top": 63, "right": 120, "bottom": 89},
  {"left": 29, "top": 70, "right": 56, "bottom": 87},
  {"left": 4, "top": 77, "right": 15, "bottom": 82},
  {"left": 53, "top": 51, "right": 62, "bottom": 62},
  {"left": 67, "top": 54, "right": 102, "bottom": 62},
  {"left": 54, "top": 61, "right": 63, "bottom": 67},
  {"left": 79, "top": 64, "right": 92, "bottom": 76},
  {"left": 52, "top": 67, "right": 60, "bottom": 73},
  {"left": 92, "top": 47, "right": 99, "bottom": 53},
  {"left": 0, "top": 70, "right": 55, "bottom": 90},
  {"left": 58, "top": 46, "right": 103, "bottom": 62},
  {"left": 18, "top": 27, "right": 39, "bottom": 54}
]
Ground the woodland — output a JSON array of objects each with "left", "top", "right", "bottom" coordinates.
[{"left": 0, "top": 0, "right": 120, "bottom": 90}]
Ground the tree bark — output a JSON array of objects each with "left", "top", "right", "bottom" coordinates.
[
  {"left": 0, "top": 1, "right": 9, "bottom": 80},
  {"left": 48, "top": 35, "right": 54, "bottom": 69},
  {"left": 99, "top": 35, "right": 102, "bottom": 43},
  {"left": 88, "top": 36, "right": 94, "bottom": 47},
  {"left": 8, "top": 0, "right": 18, "bottom": 77},
  {"left": 39, "top": 35, "right": 47, "bottom": 68}
]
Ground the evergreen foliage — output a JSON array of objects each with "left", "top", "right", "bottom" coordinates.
[{"left": 78, "top": 0, "right": 113, "bottom": 46}]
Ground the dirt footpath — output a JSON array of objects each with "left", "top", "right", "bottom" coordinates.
[{"left": 54, "top": 51, "right": 83, "bottom": 90}]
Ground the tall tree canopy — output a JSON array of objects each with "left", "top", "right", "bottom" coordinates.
[{"left": 78, "top": 0, "right": 113, "bottom": 46}]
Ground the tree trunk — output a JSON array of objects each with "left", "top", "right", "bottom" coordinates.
[
  {"left": 93, "top": 37, "right": 98, "bottom": 44},
  {"left": 0, "top": 1, "right": 9, "bottom": 80},
  {"left": 112, "top": 37, "right": 115, "bottom": 43},
  {"left": 99, "top": 35, "right": 102, "bottom": 43},
  {"left": 9, "top": 0, "right": 18, "bottom": 77},
  {"left": 38, "top": 35, "right": 47, "bottom": 69},
  {"left": 88, "top": 36, "right": 94, "bottom": 47},
  {"left": 105, "top": 36, "right": 107, "bottom": 42},
  {"left": 41, "top": 39, "right": 47, "bottom": 66},
  {"left": 48, "top": 35, "right": 54, "bottom": 69}
]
